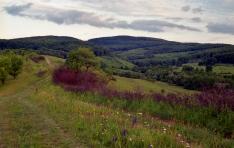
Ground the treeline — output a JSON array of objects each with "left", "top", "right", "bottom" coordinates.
[
  {"left": 144, "top": 65, "right": 234, "bottom": 90},
  {"left": 128, "top": 46, "right": 234, "bottom": 67},
  {"left": 0, "top": 52, "right": 23, "bottom": 84},
  {"left": 0, "top": 36, "right": 109, "bottom": 59}
]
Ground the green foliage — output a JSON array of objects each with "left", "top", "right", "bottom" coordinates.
[
  {"left": 1, "top": 55, "right": 233, "bottom": 147},
  {"left": 0, "top": 67, "right": 8, "bottom": 84},
  {"left": 0, "top": 55, "right": 10, "bottom": 84},
  {"left": 206, "top": 65, "right": 213, "bottom": 72},
  {"left": 8, "top": 54, "right": 23, "bottom": 79},
  {"left": 66, "top": 47, "right": 99, "bottom": 71},
  {"left": 0, "top": 52, "right": 23, "bottom": 85},
  {"left": 182, "top": 65, "right": 194, "bottom": 72}
]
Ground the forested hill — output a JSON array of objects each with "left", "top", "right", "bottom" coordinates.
[
  {"left": 88, "top": 35, "right": 229, "bottom": 52},
  {"left": 0, "top": 36, "right": 108, "bottom": 58},
  {"left": 89, "top": 36, "right": 234, "bottom": 66},
  {"left": 1, "top": 35, "right": 234, "bottom": 66}
]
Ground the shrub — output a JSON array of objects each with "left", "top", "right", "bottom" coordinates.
[
  {"left": 53, "top": 67, "right": 107, "bottom": 92},
  {"left": 30, "top": 55, "right": 45, "bottom": 63}
]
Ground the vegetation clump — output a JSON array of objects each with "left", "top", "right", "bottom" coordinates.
[
  {"left": 52, "top": 48, "right": 234, "bottom": 138},
  {"left": 0, "top": 52, "right": 23, "bottom": 84},
  {"left": 66, "top": 47, "right": 99, "bottom": 71}
]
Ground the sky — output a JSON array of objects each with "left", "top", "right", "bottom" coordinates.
[{"left": 1, "top": 0, "right": 234, "bottom": 44}]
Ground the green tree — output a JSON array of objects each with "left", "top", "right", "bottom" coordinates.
[
  {"left": 66, "top": 47, "right": 99, "bottom": 71},
  {"left": 206, "top": 65, "right": 213, "bottom": 73},
  {"left": 8, "top": 54, "right": 23, "bottom": 79},
  {"left": 182, "top": 65, "right": 194, "bottom": 72},
  {"left": 0, "top": 56, "right": 10, "bottom": 84},
  {"left": 0, "top": 67, "right": 8, "bottom": 84}
]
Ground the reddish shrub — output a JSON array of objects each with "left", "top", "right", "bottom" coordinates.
[
  {"left": 53, "top": 67, "right": 234, "bottom": 111},
  {"left": 53, "top": 67, "right": 107, "bottom": 92},
  {"left": 195, "top": 87, "right": 234, "bottom": 111}
]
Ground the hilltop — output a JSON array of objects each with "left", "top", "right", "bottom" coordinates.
[{"left": 1, "top": 35, "right": 233, "bottom": 67}]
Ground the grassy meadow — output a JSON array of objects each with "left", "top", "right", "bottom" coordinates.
[
  {"left": 109, "top": 76, "right": 195, "bottom": 94},
  {"left": 0, "top": 55, "right": 233, "bottom": 147}
]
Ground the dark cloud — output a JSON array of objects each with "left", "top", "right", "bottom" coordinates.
[
  {"left": 191, "top": 17, "right": 202, "bottom": 23},
  {"left": 181, "top": 5, "right": 191, "bottom": 12},
  {"left": 128, "top": 20, "right": 201, "bottom": 32},
  {"left": 4, "top": 3, "right": 201, "bottom": 33},
  {"left": 166, "top": 17, "right": 184, "bottom": 22},
  {"left": 4, "top": 3, "right": 32, "bottom": 15},
  {"left": 192, "top": 7, "right": 203, "bottom": 14},
  {"left": 207, "top": 23, "right": 234, "bottom": 35},
  {"left": 167, "top": 17, "right": 202, "bottom": 23}
]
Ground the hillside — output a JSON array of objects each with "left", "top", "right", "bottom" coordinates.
[
  {"left": 0, "top": 55, "right": 233, "bottom": 147},
  {"left": 0, "top": 36, "right": 108, "bottom": 58},
  {"left": 1, "top": 35, "right": 234, "bottom": 75},
  {"left": 88, "top": 36, "right": 234, "bottom": 67}
]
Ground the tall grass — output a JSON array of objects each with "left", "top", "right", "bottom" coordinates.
[{"left": 52, "top": 67, "right": 234, "bottom": 138}]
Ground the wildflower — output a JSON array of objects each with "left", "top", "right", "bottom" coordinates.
[
  {"left": 122, "top": 129, "right": 128, "bottom": 137},
  {"left": 116, "top": 112, "right": 119, "bottom": 115},
  {"left": 132, "top": 116, "right": 137, "bottom": 126},
  {"left": 127, "top": 113, "right": 131, "bottom": 117},
  {"left": 112, "top": 136, "right": 118, "bottom": 143},
  {"left": 149, "top": 144, "right": 153, "bottom": 148},
  {"left": 129, "top": 138, "right": 132, "bottom": 141},
  {"left": 137, "top": 112, "right": 143, "bottom": 116},
  {"left": 177, "top": 134, "right": 181, "bottom": 137}
]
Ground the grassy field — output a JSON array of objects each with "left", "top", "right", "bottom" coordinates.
[
  {"left": 100, "top": 56, "right": 135, "bottom": 69},
  {"left": 0, "top": 55, "right": 233, "bottom": 147},
  {"left": 177, "top": 63, "right": 234, "bottom": 75},
  {"left": 213, "top": 64, "right": 234, "bottom": 74},
  {"left": 110, "top": 76, "right": 194, "bottom": 94}
]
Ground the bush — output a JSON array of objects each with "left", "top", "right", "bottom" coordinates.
[{"left": 53, "top": 67, "right": 107, "bottom": 92}]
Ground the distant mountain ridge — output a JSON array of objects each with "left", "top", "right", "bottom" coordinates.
[
  {"left": 0, "top": 35, "right": 234, "bottom": 66},
  {"left": 88, "top": 35, "right": 229, "bottom": 52},
  {"left": 0, "top": 36, "right": 107, "bottom": 57}
]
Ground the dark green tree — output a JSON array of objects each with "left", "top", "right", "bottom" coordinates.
[
  {"left": 0, "top": 56, "right": 10, "bottom": 84},
  {"left": 206, "top": 65, "right": 213, "bottom": 73},
  {"left": 66, "top": 47, "right": 99, "bottom": 71},
  {"left": 8, "top": 54, "right": 23, "bottom": 79},
  {"left": 0, "top": 67, "right": 8, "bottom": 84}
]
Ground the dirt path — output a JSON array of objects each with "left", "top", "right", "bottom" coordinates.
[
  {"left": 0, "top": 57, "right": 85, "bottom": 148},
  {"left": 0, "top": 80, "right": 84, "bottom": 148}
]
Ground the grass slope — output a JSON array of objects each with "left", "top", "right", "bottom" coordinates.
[
  {"left": 110, "top": 76, "right": 194, "bottom": 94},
  {"left": 0, "top": 55, "right": 233, "bottom": 147}
]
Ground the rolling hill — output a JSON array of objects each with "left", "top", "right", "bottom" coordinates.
[
  {"left": 1, "top": 35, "right": 234, "bottom": 68},
  {"left": 0, "top": 36, "right": 108, "bottom": 58},
  {"left": 88, "top": 36, "right": 234, "bottom": 66}
]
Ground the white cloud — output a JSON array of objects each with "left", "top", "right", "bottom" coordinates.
[{"left": 1, "top": 0, "right": 234, "bottom": 44}]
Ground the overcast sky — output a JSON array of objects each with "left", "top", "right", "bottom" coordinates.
[{"left": 1, "top": 0, "right": 234, "bottom": 44}]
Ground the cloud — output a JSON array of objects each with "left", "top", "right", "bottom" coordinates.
[
  {"left": 207, "top": 23, "right": 234, "bottom": 35},
  {"left": 181, "top": 5, "right": 190, "bottom": 12},
  {"left": 128, "top": 20, "right": 201, "bottom": 32},
  {"left": 4, "top": 3, "right": 32, "bottom": 15},
  {"left": 4, "top": 3, "right": 201, "bottom": 33},
  {"left": 191, "top": 17, "right": 202, "bottom": 23},
  {"left": 192, "top": 7, "right": 203, "bottom": 14}
]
